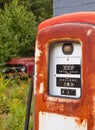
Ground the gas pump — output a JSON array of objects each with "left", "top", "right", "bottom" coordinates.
[{"left": 24, "top": 12, "right": 95, "bottom": 130}]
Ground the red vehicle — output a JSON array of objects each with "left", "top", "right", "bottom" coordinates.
[{"left": 4, "top": 57, "right": 34, "bottom": 79}]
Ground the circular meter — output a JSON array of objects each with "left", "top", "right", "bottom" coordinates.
[{"left": 62, "top": 42, "right": 74, "bottom": 55}]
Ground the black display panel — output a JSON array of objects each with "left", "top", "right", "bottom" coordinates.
[
  {"left": 61, "top": 89, "right": 76, "bottom": 96},
  {"left": 56, "top": 64, "right": 81, "bottom": 74},
  {"left": 56, "top": 77, "right": 81, "bottom": 88}
]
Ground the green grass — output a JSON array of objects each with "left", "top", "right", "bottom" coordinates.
[{"left": 0, "top": 74, "right": 33, "bottom": 130}]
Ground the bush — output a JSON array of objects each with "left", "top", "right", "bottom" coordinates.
[{"left": 0, "top": 0, "right": 37, "bottom": 64}]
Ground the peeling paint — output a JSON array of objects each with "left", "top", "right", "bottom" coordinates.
[
  {"left": 45, "top": 28, "right": 50, "bottom": 33},
  {"left": 39, "top": 83, "right": 44, "bottom": 94},
  {"left": 35, "top": 47, "right": 41, "bottom": 58},
  {"left": 87, "top": 29, "right": 92, "bottom": 36},
  {"left": 39, "top": 112, "right": 87, "bottom": 130}
]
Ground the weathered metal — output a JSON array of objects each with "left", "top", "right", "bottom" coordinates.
[{"left": 34, "top": 12, "right": 95, "bottom": 130}]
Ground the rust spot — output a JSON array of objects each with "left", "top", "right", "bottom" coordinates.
[{"left": 75, "top": 118, "right": 84, "bottom": 125}]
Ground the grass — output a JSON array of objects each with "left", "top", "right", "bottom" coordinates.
[{"left": 0, "top": 74, "right": 33, "bottom": 130}]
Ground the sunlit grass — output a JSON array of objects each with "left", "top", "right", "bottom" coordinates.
[{"left": 0, "top": 73, "right": 33, "bottom": 130}]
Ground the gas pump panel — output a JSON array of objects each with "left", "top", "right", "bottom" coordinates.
[{"left": 49, "top": 42, "right": 82, "bottom": 98}]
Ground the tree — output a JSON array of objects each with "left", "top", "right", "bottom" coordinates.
[
  {"left": 0, "top": 0, "right": 53, "bottom": 65},
  {"left": 0, "top": 0, "right": 53, "bottom": 23},
  {"left": 0, "top": 0, "right": 11, "bottom": 9},
  {"left": 31, "top": 0, "right": 53, "bottom": 22},
  {"left": 0, "top": 0, "right": 37, "bottom": 65}
]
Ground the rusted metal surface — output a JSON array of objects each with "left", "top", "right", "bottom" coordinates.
[
  {"left": 39, "top": 112, "right": 87, "bottom": 130},
  {"left": 34, "top": 19, "right": 95, "bottom": 130},
  {"left": 38, "top": 12, "right": 95, "bottom": 31}
]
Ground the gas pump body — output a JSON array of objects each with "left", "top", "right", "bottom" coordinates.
[{"left": 34, "top": 12, "right": 95, "bottom": 130}]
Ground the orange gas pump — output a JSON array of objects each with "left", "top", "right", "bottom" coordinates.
[{"left": 25, "top": 12, "right": 95, "bottom": 130}]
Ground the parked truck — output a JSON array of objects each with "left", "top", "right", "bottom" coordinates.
[{"left": 3, "top": 57, "right": 34, "bottom": 80}]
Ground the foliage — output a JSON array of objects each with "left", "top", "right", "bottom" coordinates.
[
  {"left": 0, "top": 0, "right": 31, "bottom": 10},
  {"left": 31, "top": 0, "right": 53, "bottom": 22},
  {"left": 0, "top": 0, "right": 53, "bottom": 129},
  {"left": 0, "top": 73, "right": 31, "bottom": 130},
  {"left": 0, "top": 0, "right": 53, "bottom": 22},
  {"left": 0, "top": 0, "right": 53, "bottom": 65},
  {"left": 0, "top": 0, "right": 37, "bottom": 65},
  {"left": 0, "top": 73, "right": 10, "bottom": 93},
  {"left": 0, "top": 73, "right": 10, "bottom": 114}
]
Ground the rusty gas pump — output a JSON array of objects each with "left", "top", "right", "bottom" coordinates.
[{"left": 24, "top": 12, "right": 95, "bottom": 130}]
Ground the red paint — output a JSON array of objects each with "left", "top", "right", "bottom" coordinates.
[
  {"left": 38, "top": 12, "right": 95, "bottom": 31},
  {"left": 34, "top": 12, "right": 95, "bottom": 130},
  {"left": 6, "top": 57, "right": 34, "bottom": 77}
]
